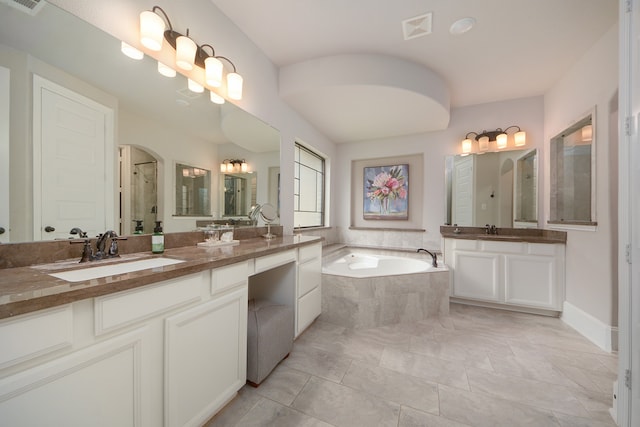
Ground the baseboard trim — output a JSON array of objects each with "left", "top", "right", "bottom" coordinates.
[{"left": 561, "top": 301, "right": 617, "bottom": 353}]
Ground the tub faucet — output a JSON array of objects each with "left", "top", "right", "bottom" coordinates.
[{"left": 417, "top": 248, "right": 438, "bottom": 267}]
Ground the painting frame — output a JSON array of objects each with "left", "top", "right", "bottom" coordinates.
[{"left": 363, "top": 164, "right": 409, "bottom": 220}]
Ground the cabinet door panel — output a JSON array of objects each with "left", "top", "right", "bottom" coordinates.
[
  {"left": 165, "top": 285, "right": 247, "bottom": 427},
  {"left": 0, "top": 328, "right": 147, "bottom": 427},
  {"left": 505, "top": 255, "right": 557, "bottom": 309},
  {"left": 453, "top": 252, "right": 500, "bottom": 301}
]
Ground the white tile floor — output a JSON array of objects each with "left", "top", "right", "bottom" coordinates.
[{"left": 205, "top": 303, "right": 618, "bottom": 427}]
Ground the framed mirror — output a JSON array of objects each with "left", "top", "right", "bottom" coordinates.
[
  {"left": 223, "top": 173, "right": 257, "bottom": 217},
  {"left": 0, "top": 2, "right": 280, "bottom": 242},
  {"left": 175, "top": 163, "right": 211, "bottom": 216},
  {"left": 444, "top": 149, "right": 538, "bottom": 228}
]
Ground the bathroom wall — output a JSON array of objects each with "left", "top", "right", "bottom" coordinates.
[
  {"left": 334, "top": 96, "right": 545, "bottom": 251},
  {"left": 543, "top": 24, "right": 619, "bottom": 340}
]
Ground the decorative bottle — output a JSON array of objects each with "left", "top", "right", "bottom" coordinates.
[{"left": 151, "top": 221, "right": 164, "bottom": 254}]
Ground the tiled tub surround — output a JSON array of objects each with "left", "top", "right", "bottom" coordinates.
[{"left": 321, "top": 246, "right": 449, "bottom": 328}]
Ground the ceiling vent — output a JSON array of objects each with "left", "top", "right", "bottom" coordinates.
[
  {"left": 402, "top": 12, "right": 432, "bottom": 40},
  {"left": 0, "top": 0, "right": 45, "bottom": 15}
]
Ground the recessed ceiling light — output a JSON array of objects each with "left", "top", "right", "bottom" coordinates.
[{"left": 449, "top": 17, "right": 476, "bottom": 35}]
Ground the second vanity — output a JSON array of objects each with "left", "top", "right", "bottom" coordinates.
[
  {"left": 441, "top": 226, "right": 567, "bottom": 315},
  {"left": 0, "top": 235, "right": 322, "bottom": 427}
]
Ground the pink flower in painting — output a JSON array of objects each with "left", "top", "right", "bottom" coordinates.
[{"left": 366, "top": 165, "right": 408, "bottom": 214}]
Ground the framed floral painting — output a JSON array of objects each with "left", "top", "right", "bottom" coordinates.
[{"left": 363, "top": 164, "right": 409, "bottom": 220}]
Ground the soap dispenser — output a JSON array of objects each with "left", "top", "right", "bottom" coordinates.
[
  {"left": 152, "top": 221, "right": 164, "bottom": 254},
  {"left": 133, "top": 219, "right": 144, "bottom": 234}
]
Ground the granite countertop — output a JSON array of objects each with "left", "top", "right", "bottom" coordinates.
[
  {"left": 0, "top": 235, "right": 321, "bottom": 320},
  {"left": 440, "top": 226, "right": 567, "bottom": 244}
]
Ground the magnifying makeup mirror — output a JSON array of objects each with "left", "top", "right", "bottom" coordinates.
[{"left": 259, "top": 203, "right": 278, "bottom": 239}]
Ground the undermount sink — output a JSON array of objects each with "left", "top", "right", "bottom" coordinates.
[{"left": 48, "top": 258, "right": 185, "bottom": 283}]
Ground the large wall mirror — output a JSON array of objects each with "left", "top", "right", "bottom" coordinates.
[
  {"left": 444, "top": 149, "right": 538, "bottom": 228},
  {"left": 0, "top": 2, "right": 280, "bottom": 242}
]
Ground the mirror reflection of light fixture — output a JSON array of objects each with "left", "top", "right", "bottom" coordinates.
[
  {"left": 210, "top": 91, "right": 225, "bottom": 105},
  {"left": 220, "top": 159, "right": 248, "bottom": 173},
  {"left": 121, "top": 41, "right": 144, "bottom": 60},
  {"left": 157, "top": 61, "right": 176, "bottom": 77},
  {"left": 461, "top": 126, "right": 526, "bottom": 153},
  {"left": 187, "top": 78, "right": 204, "bottom": 93},
  {"left": 581, "top": 124, "right": 593, "bottom": 142},
  {"left": 132, "top": 6, "right": 244, "bottom": 100}
]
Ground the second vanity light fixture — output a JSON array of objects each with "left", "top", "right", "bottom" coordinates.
[
  {"left": 220, "top": 159, "right": 248, "bottom": 173},
  {"left": 135, "top": 6, "right": 243, "bottom": 101},
  {"left": 461, "top": 125, "right": 526, "bottom": 154}
]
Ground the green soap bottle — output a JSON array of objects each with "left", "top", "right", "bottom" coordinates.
[{"left": 152, "top": 221, "right": 164, "bottom": 254}]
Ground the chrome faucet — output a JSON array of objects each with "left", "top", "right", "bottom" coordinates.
[
  {"left": 417, "top": 248, "right": 438, "bottom": 267},
  {"left": 485, "top": 224, "right": 498, "bottom": 235},
  {"left": 69, "top": 227, "right": 94, "bottom": 263},
  {"left": 95, "top": 230, "right": 124, "bottom": 260}
]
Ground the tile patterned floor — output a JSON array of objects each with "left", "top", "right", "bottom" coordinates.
[{"left": 205, "top": 303, "right": 618, "bottom": 427}]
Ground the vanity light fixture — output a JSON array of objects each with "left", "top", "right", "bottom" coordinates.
[
  {"left": 187, "top": 78, "right": 204, "bottom": 93},
  {"left": 210, "top": 91, "right": 225, "bottom": 105},
  {"left": 157, "top": 61, "right": 176, "bottom": 77},
  {"left": 135, "top": 6, "right": 244, "bottom": 100},
  {"left": 220, "top": 159, "right": 248, "bottom": 173},
  {"left": 461, "top": 126, "right": 526, "bottom": 153}
]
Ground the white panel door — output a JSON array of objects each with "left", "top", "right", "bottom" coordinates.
[
  {"left": 33, "top": 75, "right": 114, "bottom": 240},
  {"left": 165, "top": 285, "right": 248, "bottom": 427},
  {"left": 452, "top": 155, "right": 474, "bottom": 226},
  {"left": 0, "top": 66, "right": 9, "bottom": 243}
]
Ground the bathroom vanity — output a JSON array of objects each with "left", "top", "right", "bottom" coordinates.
[
  {"left": 0, "top": 235, "right": 322, "bottom": 426},
  {"left": 441, "top": 226, "right": 566, "bottom": 315}
]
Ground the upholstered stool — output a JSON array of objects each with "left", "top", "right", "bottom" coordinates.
[{"left": 246, "top": 299, "right": 294, "bottom": 386}]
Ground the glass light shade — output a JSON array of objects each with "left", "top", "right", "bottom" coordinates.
[
  {"left": 220, "top": 162, "right": 227, "bottom": 173},
  {"left": 157, "top": 61, "right": 176, "bottom": 77},
  {"left": 139, "top": 10, "right": 165, "bottom": 51},
  {"left": 182, "top": 168, "right": 190, "bottom": 177},
  {"left": 210, "top": 91, "right": 225, "bottom": 104},
  {"left": 241, "top": 162, "right": 248, "bottom": 172},
  {"left": 581, "top": 125, "right": 593, "bottom": 142},
  {"left": 478, "top": 136, "right": 489, "bottom": 151},
  {"left": 514, "top": 130, "right": 526, "bottom": 146},
  {"left": 187, "top": 78, "right": 204, "bottom": 93},
  {"left": 176, "top": 36, "right": 197, "bottom": 70},
  {"left": 226, "top": 163, "right": 234, "bottom": 173},
  {"left": 121, "top": 42, "right": 144, "bottom": 60},
  {"left": 462, "top": 138, "right": 472, "bottom": 154},
  {"left": 496, "top": 133, "right": 508, "bottom": 149},
  {"left": 227, "top": 72, "right": 243, "bottom": 100},
  {"left": 205, "top": 57, "right": 223, "bottom": 87}
]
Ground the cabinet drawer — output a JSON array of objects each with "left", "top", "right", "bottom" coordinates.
[
  {"left": 298, "top": 243, "right": 322, "bottom": 263},
  {"left": 212, "top": 261, "right": 249, "bottom": 294},
  {"left": 527, "top": 243, "right": 558, "bottom": 256},
  {"left": 95, "top": 273, "right": 203, "bottom": 334},
  {"left": 481, "top": 240, "right": 525, "bottom": 254},
  {"left": 297, "top": 285, "right": 321, "bottom": 336},
  {"left": 298, "top": 257, "right": 321, "bottom": 297},
  {"left": 254, "top": 250, "right": 296, "bottom": 274},
  {"left": 0, "top": 305, "right": 73, "bottom": 369}
]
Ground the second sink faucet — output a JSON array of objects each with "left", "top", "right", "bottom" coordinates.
[{"left": 485, "top": 224, "right": 498, "bottom": 235}]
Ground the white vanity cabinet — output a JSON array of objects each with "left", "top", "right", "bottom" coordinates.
[
  {"left": 0, "top": 264, "right": 249, "bottom": 427},
  {"left": 296, "top": 242, "right": 322, "bottom": 336},
  {"left": 443, "top": 238, "right": 565, "bottom": 313}
]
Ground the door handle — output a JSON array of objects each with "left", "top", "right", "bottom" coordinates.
[{"left": 44, "top": 226, "right": 55, "bottom": 232}]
